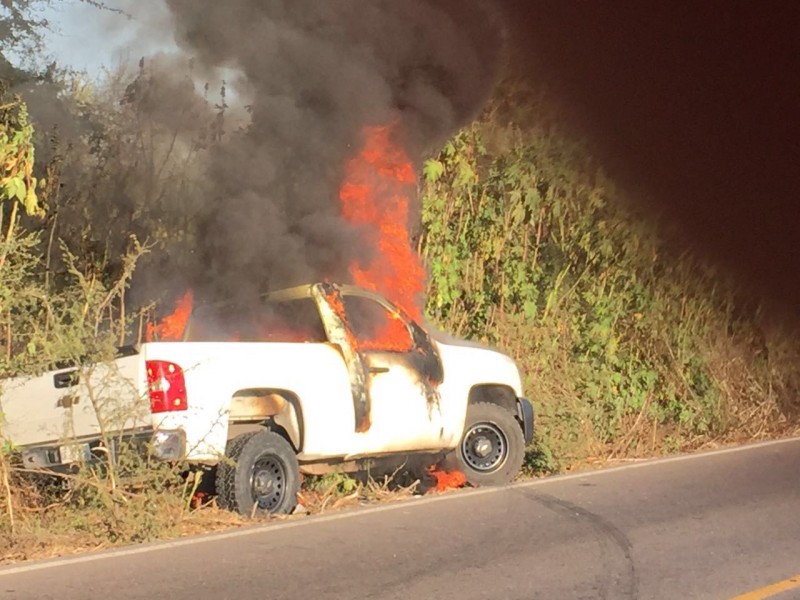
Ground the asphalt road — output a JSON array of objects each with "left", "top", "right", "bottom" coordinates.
[{"left": 2, "top": 438, "right": 800, "bottom": 600}]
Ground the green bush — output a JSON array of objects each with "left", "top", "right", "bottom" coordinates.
[{"left": 420, "top": 82, "right": 800, "bottom": 470}]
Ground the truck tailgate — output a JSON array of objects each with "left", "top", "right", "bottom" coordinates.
[{"left": 0, "top": 354, "right": 148, "bottom": 447}]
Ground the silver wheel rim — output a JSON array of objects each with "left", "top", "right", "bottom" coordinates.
[
  {"left": 250, "top": 454, "right": 286, "bottom": 512},
  {"left": 461, "top": 422, "right": 508, "bottom": 472}
]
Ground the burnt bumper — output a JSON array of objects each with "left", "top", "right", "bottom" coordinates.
[
  {"left": 516, "top": 397, "right": 535, "bottom": 444},
  {"left": 19, "top": 428, "right": 152, "bottom": 473}
]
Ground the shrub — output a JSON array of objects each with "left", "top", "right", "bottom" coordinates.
[{"left": 420, "top": 81, "right": 800, "bottom": 469}]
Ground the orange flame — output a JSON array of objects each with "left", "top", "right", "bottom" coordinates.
[
  {"left": 427, "top": 465, "right": 467, "bottom": 492},
  {"left": 358, "top": 314, "right": 414, "bottom": 353},
  {"left": 148, "top": 123, "right": 426, "bottom": 351},
  {"left": 146, "top": 290, "right": 194, "bottom": 342},
  {"left": 339, "top": 121, "right": 426, "bottom": 324}
]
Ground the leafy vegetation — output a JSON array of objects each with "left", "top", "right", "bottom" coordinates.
[
  {"left": 0, "top": 84, "right": 192, "bottom": 559},
  {"left": 420, "top": 83, "right": 800, "bottom": 471},
  {"left": 0, "top": 88, "right": 43, "bottom": 537}
]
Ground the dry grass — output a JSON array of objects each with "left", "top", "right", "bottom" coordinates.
[
  {"left": 296, "top": 470, "right": 422, "bottom": 514},
  {"left": 0, "top": 463, "right": 456, "bottom": 565}
]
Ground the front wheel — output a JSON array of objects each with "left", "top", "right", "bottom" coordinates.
[
  {"left": 216, "top": 430, "right": 300, "bottom": 517},
  {"left": 453, "top": 402, "right": 525, "bottom": 487}
]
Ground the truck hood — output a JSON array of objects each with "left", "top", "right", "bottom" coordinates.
[
  {"left": 428, "top": 326, "right": 497, "bottom": 351},
  {"left": 428, "top": 327, "right": 523, "bottom": 396}
]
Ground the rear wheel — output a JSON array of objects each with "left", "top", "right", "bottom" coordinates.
[
  {"left": 453, "top": 402, "right": 525, "bottom": 486},
  {"left": 216, "top": 430, "right": 300, "bottom": 517}
]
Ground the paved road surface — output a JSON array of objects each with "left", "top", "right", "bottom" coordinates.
[{"left": 2, "top": 438, "right": 799, "bottom": 600}]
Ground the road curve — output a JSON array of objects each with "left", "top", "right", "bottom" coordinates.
[{"left": 2, "top": 438, "right": 800, "bottom": 600}]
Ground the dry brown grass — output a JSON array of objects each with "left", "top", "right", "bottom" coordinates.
[{"left": 0, "top": 466, "right": 435, "bottom": 565}]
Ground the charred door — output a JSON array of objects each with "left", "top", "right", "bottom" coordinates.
[{"left": 341, "top": 293, "right": 446, "bottom": 454}]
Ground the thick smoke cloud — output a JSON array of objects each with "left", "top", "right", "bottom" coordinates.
[{"left": 140, "top": 0, "right": 503, "bottom": 306}]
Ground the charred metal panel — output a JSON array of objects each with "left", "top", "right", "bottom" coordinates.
[
  {"left": 316, "top": 283, "right": 448, "bottom": 435},
  {"left": 313, "top": 283, "right": 371, "bottom": 433},
  {"left": 229, "top": 391, "right": 287, "bottom": 419},
  {"left": 336, "top": 283, "right": 445, "bottom": 386},
  {"left": 408, "top": 323, "right": 444, "bottom": 385},
  {"left": 227, "top": 390, "right": 304, "bottom": 451}
]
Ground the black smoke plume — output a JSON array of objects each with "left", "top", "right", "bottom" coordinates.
[{"left": 136, "top": 0, "right": 504, "bottom": 308}]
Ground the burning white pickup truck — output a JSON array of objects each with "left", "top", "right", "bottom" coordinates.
[{"left": 1, "top": 282, "right": 533, "bottom": 516}]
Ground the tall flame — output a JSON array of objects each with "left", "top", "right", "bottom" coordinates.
[
  {"left": 339, "top": 121, "right": 426, "bottom": 322},
  {"left": 146, "top": 290, "right": 194, "bottom": 342}
]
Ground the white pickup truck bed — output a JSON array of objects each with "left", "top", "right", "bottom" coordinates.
[{"left": 0, "top": 350, "right": 150, "bottom": 469}]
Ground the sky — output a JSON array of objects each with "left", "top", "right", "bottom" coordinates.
[
  {"left": 41, "top": 0, "right": 175, "bottom": 74},
  {"left": 38, "top": 0, "right": 800, "bottom": 314}
]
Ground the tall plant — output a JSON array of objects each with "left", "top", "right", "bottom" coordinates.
[{"left": 0, "top": 89, "right": 42, "bottom": 533}]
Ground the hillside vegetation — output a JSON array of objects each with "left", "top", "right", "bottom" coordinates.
[{"left": 420, "top": 86, "right": 800, "bottom": 471}]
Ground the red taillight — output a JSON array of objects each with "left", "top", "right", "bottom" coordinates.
[{"left": 146, "top": 360, "right": 188, "bottom": 413}]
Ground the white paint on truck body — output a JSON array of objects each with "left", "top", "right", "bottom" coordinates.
[
  {"left": 0, "top": 354, "right": 148, "bottom": 447},
  {"left": 146, "top": 341, "right": 356, "bottom": 461},
  {"left": 434, "top": 340, "right": 524, "bottom": 440},
  {"left": 147, "top": 336, "right": 524, "bottom": 465}
]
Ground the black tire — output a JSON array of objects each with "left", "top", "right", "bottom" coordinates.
[
  {"left": 453, "top": 402, "right": 525, "bottom": 487},
  {"left": 216, "top": 430, "right": 300, "bottom": 517}
]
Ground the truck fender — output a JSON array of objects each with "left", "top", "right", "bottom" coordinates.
[
  {"left": 467, "top": 384, "right": 533, "bottom": 443},
  {"left": 228, "top": 390, "right": 304, "bottom": 452}
]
